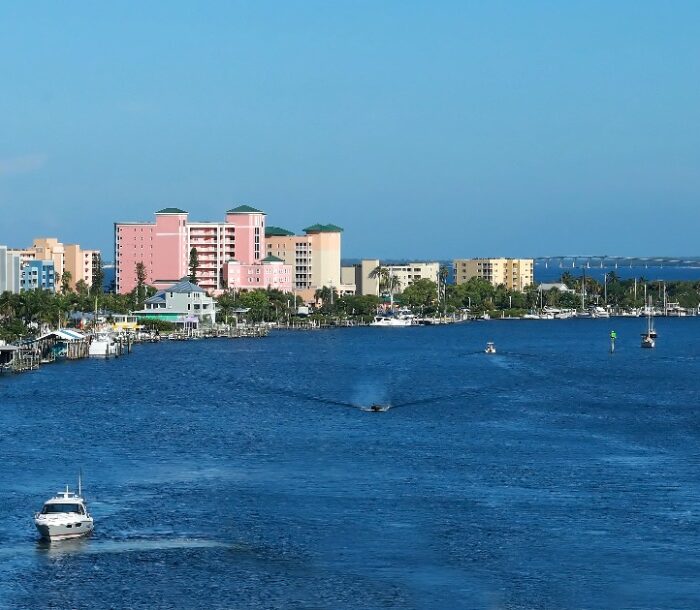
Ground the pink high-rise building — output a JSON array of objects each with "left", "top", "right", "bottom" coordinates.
[{"left": 115, "top": 206, "right": 293, "bottom": 294}]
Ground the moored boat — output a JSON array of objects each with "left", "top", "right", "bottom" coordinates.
[
  {"left": 370, "top": 313, "right": 415, "bottom": 327},
  {"left": 88, "top": 331, "right": 120, "bottom": 357},
  {"left": 641, "top": 295, "right": 656, "bottom": 349}
]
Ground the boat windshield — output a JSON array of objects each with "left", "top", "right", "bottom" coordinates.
[{"left": 42, "top": 503, "right": 84, "bottom": 514}]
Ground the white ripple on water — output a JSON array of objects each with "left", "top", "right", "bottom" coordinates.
[{"left": 0, "top": 537, "right": 229, "bottom": 559}]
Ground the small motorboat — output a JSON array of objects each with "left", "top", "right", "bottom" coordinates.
[
  {"left": 485, "top": 342, "right": 497, "bottom": 354},
  {"left": 34, "top": 477, "right": 93, "bottom": 541},
  {"left": 364, "top": 404, "right": 391, "bottom": 412}
]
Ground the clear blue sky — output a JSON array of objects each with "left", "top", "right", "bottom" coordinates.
[{"left": 1, "top": 1, "right": 699, "bottom": 259}]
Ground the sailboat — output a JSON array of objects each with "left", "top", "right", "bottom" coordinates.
[
  {"left": 641, "top": 295, "right": 655, "bottom": 349},
  {"left": 642, "top": 285, "right": 658, "bottom": 338}
]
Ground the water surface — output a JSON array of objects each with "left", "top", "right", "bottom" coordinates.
[{"left": 1, "top": 319, "right": 699, "bottom": 609}]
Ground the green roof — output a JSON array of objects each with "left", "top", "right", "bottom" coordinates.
[
  {"left": 303, "top": 223, "right": 344, "bottom": 234},
  {"left": 265, "top": 226, "right": 295, "bottom": 237},
  {"left": 262, "top": 254, "right": 284, "bottom": 263},
  {"left": 156, "top": 207, "right": 188, "bottom": 214},
  {"left": 227, "top": 205, "right": 265, "bottom": 214}
]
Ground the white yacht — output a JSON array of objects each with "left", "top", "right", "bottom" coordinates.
[
  {"left": 485, "top": 341, "right": 497, "bottom": 354},
  {"left": 370, "top": 313, "right": 415, "bottom": 327},
  {"left": 34, "top": 482, "right": 94, "bottom": 541},
  {"left": 89, "top": 331, "right": 119, "bottom": 357}
]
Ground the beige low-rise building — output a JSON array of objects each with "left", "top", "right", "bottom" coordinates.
[
  {"left": 385, "top": 262, "right": 440, "bottom": 293},
  {"left": 349, "top": 260, "right": 440, "bottom": 296},
  {"left": 350, "top": 259, "right": 380, "bottom": 296},
  {"left": 454, "top": 258, "right": 534, "bottom": 291}
]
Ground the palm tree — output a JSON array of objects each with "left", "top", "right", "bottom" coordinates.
[
  {"left": 438, "top": 265, "right": 449, "bottom": 313},
  {"left": 368, "top": 265, "right": 389, "bottom": 296},
  {"left": 135, "top": 262, "right": 147, "bottom": 308},
  {"left": 215, "top": 290, "right": 237, "bottom": 325},
  {"left": 368, "top": 265, "right": 401, "bottom": 299}
]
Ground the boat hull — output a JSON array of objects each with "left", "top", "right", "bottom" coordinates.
[
  {"left": 35, "top": 519, "right": 93, "bottom": 541},
  {"left": 88, "top": 340, "right": 119, "bottom": 357}
]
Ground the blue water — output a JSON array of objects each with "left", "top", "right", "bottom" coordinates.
[{"left": 1, "top": 320, "right": 700, "bottom": 609}]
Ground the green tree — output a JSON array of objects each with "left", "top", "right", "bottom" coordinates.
[
  {"left": 91, "top": 254, "right": 105, "bottom": 296},
  {"left": 335, "top": 294, "right": 380, "bottom": 318},
  {"left": 135, "top": 262, "right": 147, "bottom": 308},
  {"left": 215, "top": 290, "right": 238, "bottom": 324},
  {"left": 60, "top": 270, "right": 73, "bottom": 293},
  {"left": 314, "top": 285, "right": 339, "bottom": 313},
  {"left": 368, "top": 265, "right": 402, "bottom": 297},
  {"left": 401, "top": 278, "right": 437, "bottom": 308},
  {"left": 238, "top": 290, "right": 271, "bottom": 322},
  {"left": 75, "top": 279, "right": 89, "bottom": 296},
  {"left": 189, "top": 247, "right": 199, "bottom": 283}
]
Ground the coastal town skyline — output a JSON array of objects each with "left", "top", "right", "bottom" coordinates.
[{"left": 2, "top": 2, "right": 700, "bottom": 258}]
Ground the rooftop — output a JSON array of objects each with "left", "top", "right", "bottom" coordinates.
[
  {"left": 265, "top": 226, "right": 295, "bottom": 237},
  {"left": 262, "top": 254, "right": 284, "bottom": 263},
  {"left": 166, "top": 277, "right": 206, "bottom": 294},
  {"left": 156, "top": 207, "right": 188, "bottom": 214},
  {"left": 303, "top": 223, "right": 344, "bottom": 234},
  {"left": 227, "top": 205, "right": 265, "bottom": 214},
  {"left": 144, "top": 293, "right": 167, "bottom": 304}
]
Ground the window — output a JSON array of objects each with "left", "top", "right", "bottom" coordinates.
[{"left": 41, "top": 504, "right": 83, "bottom": 514}]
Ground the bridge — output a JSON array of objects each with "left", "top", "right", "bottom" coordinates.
[{"left": 535, "top": 256, "right": 700, "bottom": 269}]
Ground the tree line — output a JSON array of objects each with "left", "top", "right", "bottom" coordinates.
[{"left": 3, "top": 261, "right": 700, "bottom": 342}]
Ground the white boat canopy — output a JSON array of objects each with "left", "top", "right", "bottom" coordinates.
[{"left": 36, "top": 329, "right": 87, "bottom": 342}]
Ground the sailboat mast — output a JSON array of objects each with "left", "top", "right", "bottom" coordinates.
[{"left": 389, "top": 268, "right": 394, "bottom": 310}]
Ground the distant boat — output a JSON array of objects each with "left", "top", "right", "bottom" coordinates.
[
  {"left": 34, "top": 476, "right": 93, "bottom": 541},
  {"left": 485, "top": 342, "right": 496, "bottom": 354},
  {"left": 590, "top": 306, "right": 610, "bottom": 318}
]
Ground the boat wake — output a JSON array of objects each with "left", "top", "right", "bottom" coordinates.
[{"left": 262, "top": 384, "right": 483, "bottom": 413}]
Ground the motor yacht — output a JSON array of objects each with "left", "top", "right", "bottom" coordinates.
[
  {"left": 34, "top": 483, "right": 94, "bottom": 541},
  {"left": 370, "top": 312, "right": 415, "bottom": 327},
  {"left": 485, "top": 342, "right": 497, "bottom": 354}
]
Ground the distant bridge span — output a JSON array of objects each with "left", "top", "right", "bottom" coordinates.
[{"left": 535, "top": 256, "right": 700, "bottom": 269}]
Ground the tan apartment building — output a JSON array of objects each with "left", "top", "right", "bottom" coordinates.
[
  {"left": 266, "top": 223, "right": 352, "bottom": 301},
  {"left": 12, "top": 238, "right": 101, "bottom": 292},
  {"left": 454, "top": 258, "right": 534, "bottom": 291},
  {"left": 64, "top": 244, "right": 101, "bottom": 290}
]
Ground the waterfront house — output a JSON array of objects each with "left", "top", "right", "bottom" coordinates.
[{"left": 133, "top": 277, "right": 216, "bottom": 327}]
